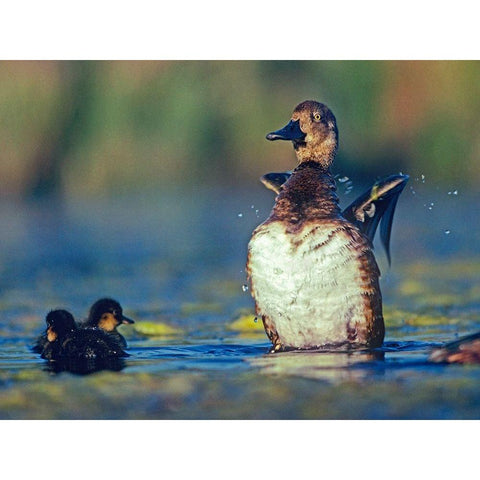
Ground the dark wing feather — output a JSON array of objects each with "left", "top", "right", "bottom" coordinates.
[
  {"left": 379, "top": 192, "right": 401, "bottom": 265},
  {"left": 342, "top": 174, "right": 409, "bottom": 264},
  {"left": 260, "top": 171, "right": 293, "bottom": 194}
]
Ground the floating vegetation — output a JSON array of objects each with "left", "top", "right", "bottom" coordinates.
[
  {"left": 228, "top": 313, "right": 264, "bottom": 333},
  {"left": 383, "top": 306, "right": 462, "bottom": 328},
  {"left": 133, "top": 321, "right": 183, "bottom": 337}
]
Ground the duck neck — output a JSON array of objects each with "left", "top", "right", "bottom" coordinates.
[
  {"left": 271, "top": 161, "right": 342, "bottom": 227},
  {"left": 293, "top": 134, "right": 338, "bottom": 168}
]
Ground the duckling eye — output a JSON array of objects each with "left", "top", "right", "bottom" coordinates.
[{"left": 313, "top": 113, "right": 321, "bottom": 122}]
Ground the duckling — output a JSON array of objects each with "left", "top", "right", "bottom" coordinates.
[
  {"left": 429, "top": 331, "right": 480, "bottom": 364},
  {"left": 247, "top": 100, "right": 407, "bottom": 352},
  {"left": 80, "top": 298, "right": 134, "bottom": 348},
  {"left": 260, "top": 171, "right": 408, "bottom": 264},
  {"left": 39, "top": 310, "right": 77, "bottom": 360},
  {"left": 40, "top": 309, "right": 127, "bottom": 361}
]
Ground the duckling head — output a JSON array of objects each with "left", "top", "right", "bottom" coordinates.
[
  {"left": 266, "top": 100, "right": 338, "bottom": 168},
  {"left": 45, "top": 310, "right": 77, "bottom": 342},
  {"left": 87, "top": 298, "right": 134, "bottom": 333}
]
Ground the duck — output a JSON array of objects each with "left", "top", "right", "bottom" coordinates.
[
  {"left": 246, "top": 100, "right": 408, "bottom": 352},
  {"left": 38, "top": 310, "right": 78, "bottom": 360},
  {"left": 40, "top": 309, "right": 128, "bottom": 361},
  {"left": 428, "top": 331, "right": 480, "bottom": 364},
  {"left": 79, "top": 298, "right": 134, "bottom": 348}
]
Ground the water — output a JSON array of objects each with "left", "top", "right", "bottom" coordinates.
[{"left": 1, "top": 184, "right": 480, "bottom": 419}]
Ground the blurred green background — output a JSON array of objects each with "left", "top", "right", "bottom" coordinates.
[{"left": 0, "top": 60, "right": 478, "bottom": 199}]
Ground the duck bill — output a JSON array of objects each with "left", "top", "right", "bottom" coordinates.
[
  {"left": 266, "top": 119, "right": 305, "bottom": 141},
  {"left": 121, "top": 315, "right": 135, "bottom": 325}
]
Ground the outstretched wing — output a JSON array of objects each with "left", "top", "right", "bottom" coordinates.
[
  {"left": 342, "top": 174, "right": 409, "bottom": 264},
  {"left": 259, "top": 171, "right": 409, "bottom": 264}
]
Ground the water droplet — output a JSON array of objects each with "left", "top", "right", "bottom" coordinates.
[
  {"left": 338, "top": 176, "right": 349, "bottom": 183},
  {"left": 444, "top": 230, "right": 451, "bottom": 235},
  {"left": 254, "top": 317, "right": 258, "bottom": 323},
  {"left": 242, "top": 284, "right": 248, "bottom": 292},
  {"left": 237, "top": 213, "right": 243, "bottom": 218}
]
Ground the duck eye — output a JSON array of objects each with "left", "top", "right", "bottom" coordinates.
[{"left": 313, "top": 113, "right": 321, "bottom": 122}]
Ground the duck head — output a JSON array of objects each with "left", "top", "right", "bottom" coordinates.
[
  {"left": 45, "top": 310, "right": 77, "bottom": 342},
  {"left": 266, "top": 100, "right": 338, "bottom": 168},
  {"left": 87, "top": 298, "right": 134, "bottom": 333}
]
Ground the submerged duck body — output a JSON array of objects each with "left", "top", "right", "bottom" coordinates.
[{"left": 247, "top": 100, "right": 406, "bottom": 352}]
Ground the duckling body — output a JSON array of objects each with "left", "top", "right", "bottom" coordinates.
[
  {"left": 39, "top": 309, "right": 127, "bottom": 361},
  {"left": 247, "top": 100, "right": 403, "bottom": 352},
  {"left": 79, "top": 298, "right": 134, "bottom": 348},
  {"left": 49, "top": 328, "right": 128, "bottom": 360}
]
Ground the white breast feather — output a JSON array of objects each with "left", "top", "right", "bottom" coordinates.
[{"left": 248, "top": 220, "right": 370, "bottom": 348}]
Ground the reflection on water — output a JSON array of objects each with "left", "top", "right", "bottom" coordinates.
[
  {"left": 249, "top": 349, "right": 386, "bottom": 383},
  {"left": 44, "top": 357, "right": 127, "bottom": 375},
  {"left": 1, "top": 186, "right": 480, "bottom": 418}
]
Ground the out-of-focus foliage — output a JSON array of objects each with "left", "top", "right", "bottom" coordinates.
[{"left": 0, "top": 60, "right": 479, "bottom": 199}]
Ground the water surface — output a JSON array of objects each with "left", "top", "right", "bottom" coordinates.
[{"left": 1, "top": 183, "right": 480, "bottom": 419}]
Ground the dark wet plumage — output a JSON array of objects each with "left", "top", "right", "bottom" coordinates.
[
  {"left": 79, "top": 298, "right": 134, "bottom": 348},
  {"left": 39, "top": 309, "right": 128, "bottom": 362},
  {"left": 32, "top": 298, "right": 134, "bottom": 355}
]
